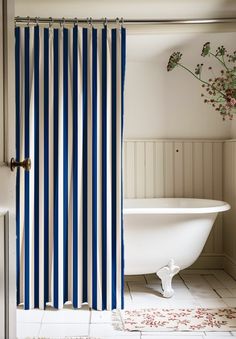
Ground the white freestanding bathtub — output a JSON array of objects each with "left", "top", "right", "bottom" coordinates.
[{"left": 123, "top": 198, "right": 230, "bottom": 298}]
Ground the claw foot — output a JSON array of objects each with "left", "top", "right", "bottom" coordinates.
[{"left": 156, "top": 259, "right": 180, "bottom": 298}]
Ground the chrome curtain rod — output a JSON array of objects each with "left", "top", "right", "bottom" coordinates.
[{"left": 15, "top": 16, "right": 236, "bottom": 26}]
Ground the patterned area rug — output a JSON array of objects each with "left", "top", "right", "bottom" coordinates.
[
  {"left": 118, "top": 308, "right": 236, "bottom": 332},
  {"left": 22, "top": 337, "right": 101, "bottom": 339}
]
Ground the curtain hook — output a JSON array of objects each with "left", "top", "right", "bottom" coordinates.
[
  {"left": 27, "top": 16, "right": 30, "bottom": 26},
  {"left": 74, "top": 17, "right": 78, "bottom": 27},
  {"left": 87, "top": 17, "right": 92, "bottom": 27},
  {"left": 89, "top": 17, "right": 93, "bottom": 28},
  {"left": 60, "top": 17, "right": 65, "bottom": 28},
  {"left": 49, "top": 17, "right": 53, "bottom": 28},
  {"left": 15, "top": 16, "right": 20, "bottom": 27},
  {"left": 35, "top": 17, "right": 39, "bottom": 26},
  {"left": 103, "top": 17, "right": 108, "bottom": 28},
  {"left": 120, "top": 17, "right": 124, "bottom": 28}
]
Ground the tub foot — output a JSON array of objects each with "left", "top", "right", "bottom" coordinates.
[{"left": 156, "top": 259, "right": 180, "bottom": 298}]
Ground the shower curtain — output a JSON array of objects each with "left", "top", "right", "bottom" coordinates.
[{"left": 15, "top": 24, "right": 126, "bottom": 311}]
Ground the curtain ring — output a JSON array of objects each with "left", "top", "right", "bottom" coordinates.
[
  {"left": 89, "top": 17, "right": 93, "bottom": 28},
  {"left": 35, "top": 17, "right": 39, "bottom": 26},
  {"left": 120, "top": 17, "right": 124, "bottom": 28},
  {"left": 60, "top": 17, "right": 65, "bottom": 27},
  {"left": 27, "top": 16, "right": 30, "bottom": 26},
  {"left": 74, "top": 17, "right": 79, "bottom": 27},
  {"left": 87, "top": 17, "right": 92, "bottom": 27},
  {"left": 15, "top": 16, "right": 20, "bottom": 27},
  {"left": 49, "top": 17, "right": 53, "bottom": 28},
  {"left": 103, "top": 17, "right": 108, "bottom": 27}
]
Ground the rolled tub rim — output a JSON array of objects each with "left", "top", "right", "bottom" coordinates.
[{"left": 123, "top": 198, "right": 231, "bottom": 215}]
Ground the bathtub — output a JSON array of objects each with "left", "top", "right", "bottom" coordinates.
[{"left": 123, "top": 198, "right": 230, "bottom": 297}]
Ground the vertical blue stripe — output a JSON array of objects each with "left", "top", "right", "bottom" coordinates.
[
  {"left": 15, "top": 27, "right": 21, "bottom": 306},
  {"left": 34, "top": 25, "right": 40, "bottom": 308},
  {"left": 53, "top": 28, "right": 59, "bottom": 308},
  {"left": 111, "top": 29, "right": 117, "bottom": 310},
  {"left": 43, "top": 28, "right": 49, "bottom": 307},
  {"left": 120, "top": 27, "right": 126, "bottom": 309},
  {"left": 82, "top": 28, "right": 88, "bottom": 303},
  {"left": 72, "top": 26, "right": 78, "bottom": 308},
  {"left": 92, "top": 28, "right": 98, "bottom": 309},
  {"left": 24, "top": 26, "right": 30, "bottom": 310},
  {"left": 101, "top": 27, "right": 107, "bottom": 310},
  {"left": 63, "top": 28, "right": 69, "bottom": 303}
]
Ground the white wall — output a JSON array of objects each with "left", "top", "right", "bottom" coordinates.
[
  {"left": 14, "top": 0, "right": 236, "bottom": 20},
  {"left": 124, "top": 32, "right": 235, "bottom": 139}
]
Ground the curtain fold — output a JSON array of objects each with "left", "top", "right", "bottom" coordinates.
[{"left": 15, "top": 24, "right": 126, "bottom": 311}]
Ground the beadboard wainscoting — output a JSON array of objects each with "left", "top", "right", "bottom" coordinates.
[
  {"left": 123, "top": 139, "right": 224, "bottom": 269},
  {"left": 223, "top": 140, "right": 236, "bottom": 279}
]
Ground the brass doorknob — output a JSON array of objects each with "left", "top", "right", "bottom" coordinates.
[{"left": 10, "top": 158, "right": 31, "bottom": 172}]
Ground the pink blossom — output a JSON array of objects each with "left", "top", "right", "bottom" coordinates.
[{"left": 230, "top": 97, "right": 236, "bottom": 106}]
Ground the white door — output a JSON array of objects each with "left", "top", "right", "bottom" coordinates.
[{"left": 0, "top": 0, "right": 16, "bottom": 338}]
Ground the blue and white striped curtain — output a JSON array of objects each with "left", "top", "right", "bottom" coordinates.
[{"left": 15, "top": 24, "right": 126, "bottom": 311}]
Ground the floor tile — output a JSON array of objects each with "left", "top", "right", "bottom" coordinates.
[
  {"left": 204, "top": 332, "right": 232, "bottom": 336},
  {"left": 141, "top": 335, "right": 204, "bottom": 338},
  {"left": 213, "top": 271, "right": 236, "bottom": 289},
  {"left": 222, "top": 297, "right": 236, "bottom": 307},
  {"left": 39, "top": 323, "right": 89, "bottom": 337},
  {"left": 42, "top": 309, "right": 90, "bottom": 323},
  {"left": 17, "top": 309, "right": 44, "bottom": 323},
  {"left": 193, "top": 297, "right": 228, "bottom": 308},
  {"left": 203, "top": 274, "right": 225, "bottom": 289},
  {"left": 125, "top": 275, "right": 146, "bottom": 283},
  {"left": 91, "top": 310, "right": 115, "bottom": 323},
  {"left": 99, "top": 336, "right": 141, "bottom": 339},
  {"left": 188, "top": 288, "right": 219, "bottom": 299},
  {"left": 90, "top": 323, "right": 138, "bottom": 336},
  {"left": 215, "top": 289, "right": 233, "bottom": 298},
  {"left": 229, "top": 289, "right": 236, "bottom": 297},
  {"left": 17, "top": 322, "right": 41, "bottom": 338}
]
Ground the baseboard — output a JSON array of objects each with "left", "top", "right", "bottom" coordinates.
[
  {"left": 189, "top": 254, "right": 224, "bottom": 269},
  {"left": 223, "top": 254, "right": 236, "bottom": 280}
]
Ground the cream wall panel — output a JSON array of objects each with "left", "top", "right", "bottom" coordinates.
[
  {"left": 124, "top": 139, "right": 224, "bottom": 259},
  {"left": 125, "top": 141, "right": 135, "bottom": 198},
  {"left": 174, "top": 142, "right": 183, "bottom": 197},
  {"left": 155, "top": 142, "right": 164, "bottom": 197},
  {"left": 183, "top": 142, "right": 193, "bottom": 197},
  {"left": 223, "top": 141, "right": 236, "bottom": 274},
  {"left": 164, "top": 142, "right": 174, "bottom": 197},
  {"left": 145, "top": 142, "right": 155, "bottom": 198},
  {"left": 135, "top": 142, "right": 145, "bottom": 198},
  {"left": 193, "top": 142, "right": 203, "bottom": 198}
]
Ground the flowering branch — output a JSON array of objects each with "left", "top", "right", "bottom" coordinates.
[{"left": 167, "top": 42, "right": 236, "bottom": 120}]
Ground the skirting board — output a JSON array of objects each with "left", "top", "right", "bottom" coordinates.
[
  {"left": 190, "top": 254, "right": 224, "bottom": 269},
  {"left": 224, "top": 254, "right": 236, "bottom": 280}
]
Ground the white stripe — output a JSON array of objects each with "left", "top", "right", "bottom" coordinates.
[
  {"left": 29, "top": 26, "right": 35, "bottom": 309},
  {"left": 19, "top": 27, "right": 25, "bottom": 305},
  {"left": 58, "top": 26, "right": 64, "bottom": 309},
  {"left": 48, "top": 26, "right": 54, "bottom": 305},
  {"left": 96, "top": 29, "right": 103, "bottom": 310},
  {"left": 39, "top": 27, "right": 45, "bottom": 309},
  {"left": 77, "top": 27, "right": 83, "bottom": 307},
  {"left": 116, "top": 28, "right": 122, "bottom": 309},
  {"left": 67, "top": 27, "right": 73, "bottom": 303},
  {"left": 106, "top": 28, "right": 112, "bottom": 310}
]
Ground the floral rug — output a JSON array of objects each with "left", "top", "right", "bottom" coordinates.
[{"left": 118, "top": 308, "right": 236, "bottom": 332}]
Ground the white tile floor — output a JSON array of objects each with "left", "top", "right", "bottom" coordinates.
[{"left": 17, "top": 269, "right": 236, "bottom": 339}]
